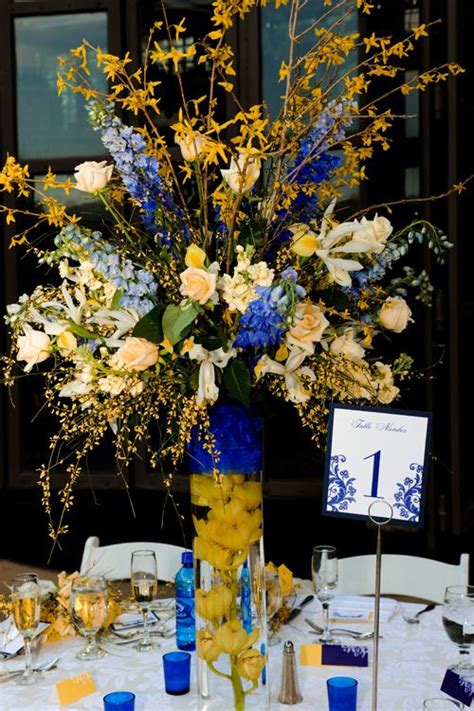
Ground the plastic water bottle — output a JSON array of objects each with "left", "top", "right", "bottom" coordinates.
[
  {"left": 240, "top": 560, "right": 252, "bottom": 633},
  {"left": 175, "top": 550, "right": 195, "bottom": 651}
]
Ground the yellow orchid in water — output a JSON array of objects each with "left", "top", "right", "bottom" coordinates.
[
  {"left": 194, "top": 535, "right": 248, "bottom": 571},
  {"left": 197, "top": 627, "right": 221, "bottom": 662},
  {"left": 236, "top": 648, "right": 266, "bottom": 682},
  {"left": 196, "top": 584, "right": 233, "bottom": 621},
  {"left": 232, "top": 481, "right": 262, "bottom": 510},
  {"left": 213, "top": 620, "right": 260, "bottom": 655}
]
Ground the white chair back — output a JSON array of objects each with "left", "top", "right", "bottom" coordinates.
[
  {"left": 337, "top": 553, "right": 469, "bottom": 603},
  {"left": 80, "top": 536, "right": 185, "bottom": 582}
]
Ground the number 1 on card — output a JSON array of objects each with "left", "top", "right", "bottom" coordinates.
[{"left": 363, "top": 450, "right": 383, "bottom": 499}]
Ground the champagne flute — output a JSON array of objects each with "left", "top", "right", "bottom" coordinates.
[
  {"left": 312, "top": 545, "right": 338, "bottom": 643},
  {"left": 11, "top": 573, "right": 41, "bottom": 685},
  {"left": 265, "top": 571, "right": 283, "bottom": 646},
  {"left": 131, "top": 550, "right": 158, "bottom": 652},
  {"left": 70, "top": 576, "right": 108, "bottom": 660},
  {"left": 442, "top": 585, "right": 474, "bottom": 677}
]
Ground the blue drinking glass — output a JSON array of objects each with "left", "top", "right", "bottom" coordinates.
[
  {"left": 327, "top": 676, "right": 358, "bottom": 711},
  {"left": 163, "top": 651, "right": 191, "bottom": 695},
  {"left": 103, "top": 691, "right": 135, "bottom": 710}
]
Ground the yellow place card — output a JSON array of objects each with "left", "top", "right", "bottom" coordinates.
[
  {"left": 300, "top": 644, "right": 323, "bottom": 666},
  {"left": 55, "top": 671, "right": 96, "bottom": 706}
]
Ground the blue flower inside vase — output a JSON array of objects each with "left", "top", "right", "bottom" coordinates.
[{"left": 187, "top": 403, "right": 263, "bottom": 475}]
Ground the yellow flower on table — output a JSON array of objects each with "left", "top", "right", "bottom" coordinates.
[
  {"left": 196, "top": 584, "right": 233, "bottom": 621},
  {"left": 213, "top": 620, "right": 259, "bottom": 655}
]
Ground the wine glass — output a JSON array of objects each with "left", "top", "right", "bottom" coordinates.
[
  {"left": 265, "top": 571, "right": 283, "bottom": 646},
  {"left": 11, "top": 573, "right": 41, "bottom": 685},
  {"left": 131, "top": 549, "right": 158, "bottom": 652},
  {"left": 70, "top": 576, "right": 108, "bottom": 660},
  {"left": 442, "top": 585, "right": 474, "bottom": 677},
  {"left": 312, "top": 545, "right": 338, "bottom": 643}
]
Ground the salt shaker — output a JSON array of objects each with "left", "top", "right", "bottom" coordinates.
[{"left": 278, "top": 640, "right": 303, "bottom": 704}]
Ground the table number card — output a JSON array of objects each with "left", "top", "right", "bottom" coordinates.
[
  {"left": 441, "top": 669, "right": 474, "bottom": 706},
  {"left": 322, "top": 404, "right": 432, "bottom": 528}
]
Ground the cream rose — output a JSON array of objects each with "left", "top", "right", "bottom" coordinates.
[
  {"left": 74, "top": 160, "right": 113, "bottom": 193},
  {"left": 17, "top": 325, "right": 51, "bottom": 372},
  {"left": 379, "top": 296, "right": 412, "bottom": 333},
  {"left": 286, "top": 302, "right": 329, "bottom": 354},
  {"left": 180, "top": 266, "right": 217, "bottom": 305},
  {"left": 356, "top": 215, "right": 393, "bottom": 254},
  {"left": 176, "top": 132, "right": 206, "bottom": 162},
  {"left": 115, "top": 337, "right": 159, "bottom": 371},
  {"left": 57, "top": 330, "right": 78, "bottom": 354},
  {"left": 221, "top": 154, "right": 260, "bottom": 193},
  {"left": 330, "top": 331, "right": 365, "bottom": 361}
]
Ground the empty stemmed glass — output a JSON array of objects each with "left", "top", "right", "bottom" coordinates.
[
  {"left": 312, "top": 545, "right": 338, "bottom": 643},
  {"left": 70, "top": 576, "right": 108, "bottom": 660},
  {"left": 11, "top": 573, "right": 41, "bottom": 685},
  {"left": 131, "top": 550, "right": 158, "bottom": 652},
  {"left": 442, "top": 585, "right": 474, "bottom": 677},
  {"left": 265, "top": 571, "right": 283, "bottom": 646}
]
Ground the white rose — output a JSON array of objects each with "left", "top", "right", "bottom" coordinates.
[
  {"left": 330, "top": 331, "right": 365, "bottom": 361},
  {"left": 379, "top": 296, "right": 412, "bottom": 333},
  {"left": 176, "top": 132, "right": 207, "bottom": 162},
  {"left": 115, "top": 337, "right": 159, "bottom": 371},
  {"left": 74, "top": 160, "right": 113, "bottom": 193},
  {"left": 221, "top": 154, "right": 260, "bottom": 193},
  {"left": 180, "top": 266, "right": 217, "bottom": 305},
  {"left": 355, "top": 215, "right": 393, "bottom": 254},
  {"left": 286, "top": 302, "right": 329, "bottom": 354},
  {"left": 17, "top": 325, "right": 51, "bottom": 372}
]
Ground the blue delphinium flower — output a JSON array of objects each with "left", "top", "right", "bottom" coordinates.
[
  {"left": 273, "top": 101, "right": 356, "bottom": 244},
  {"left": 234, "top": 268, "right": 306, "bottom": 349},
  {"left": 51, "top": 225, "right": 158, "bottom": 316},
  {"left": 86, "top": 101, "right": 188, "bottom": 242}
]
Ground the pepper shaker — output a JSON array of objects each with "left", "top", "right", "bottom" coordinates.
[{"left": 278, "top": 640, "right": 303, "bottom": 704}]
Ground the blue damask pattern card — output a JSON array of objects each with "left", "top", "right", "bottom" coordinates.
[
  {"left": 441, "top": 669, "right": 473, "bottom": 705},
  {"left": 322, "top": 404, "right": 432, "bottom": 528}
]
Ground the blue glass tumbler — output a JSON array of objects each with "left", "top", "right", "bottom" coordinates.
[
  {"left": 327, "top": 677, "right": 358, "bottom": 711},
  {"left": 163, "top": 651, "right": 191, "bottom": 695},
  {"left": 103, "top": 691, "right": 135, "bottom": 711}
]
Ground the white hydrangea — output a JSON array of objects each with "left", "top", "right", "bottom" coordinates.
[{"left": 219, "top": 246, "right": 274, "bottom": 313}]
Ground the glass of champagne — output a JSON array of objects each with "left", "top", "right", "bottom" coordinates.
[
  {"left": 312, "top": 545, "right": 338, "bottom": 643},
  {"left": 70, "top": 576, "right": 108, "bottom": 660},
  {"left": 12, "top": 573, "right": 41, "bottom": 685},
  {"left": 131, "top": 550, "right": 158, "bottom": 652},
  {"left": 442, "top": 585, "right": 474, "bottom": 677},
  {"left": 265, "top": 571, "right": 283, "bottom": 646}
]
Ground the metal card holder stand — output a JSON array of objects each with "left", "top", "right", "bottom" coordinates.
[{"left": 367, "top": 500, "right": 394, "bottom": 711}]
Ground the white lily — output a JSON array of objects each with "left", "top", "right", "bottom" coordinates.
[
  {"left": 187, "top": 344, "right": 236, "bottom": 405},
  {"left": 92, "top": 308, "right": 140, "bottom": 342},
  {"left": 255, "top": 347, "right": 315, "bottom": 404}
]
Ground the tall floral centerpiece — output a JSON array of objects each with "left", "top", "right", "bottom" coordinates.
[{"left": 0, "top": 0, "right": 463, "bottom": 707}]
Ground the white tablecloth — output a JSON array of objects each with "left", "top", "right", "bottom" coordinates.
[{"left": 0, "top": 597, "right": 456, "bottom": 710}]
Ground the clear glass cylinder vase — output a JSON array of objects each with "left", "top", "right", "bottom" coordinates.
[{"left": 188, "top": 403, "right": 269, "bottom": 711}]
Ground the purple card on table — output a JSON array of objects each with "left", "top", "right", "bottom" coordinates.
[
  {"left": 322, "top": 644, "right": 369, "bottom": 667},
  {"left": 440, "top": 669, "right": 474, "bottom": 706}
]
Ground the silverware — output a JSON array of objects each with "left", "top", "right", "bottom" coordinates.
[
  {"left": 0, "top": 656, "right": 59, "bottom": 683},
  {"left": 304, "top": 617, "right": 379, "bottom": 640},
  {"left": 286, "top": 595, "right": 314, "bottom": 624},
  {"left": 402, "top": 603, "right": 436, "bottom": 624}
]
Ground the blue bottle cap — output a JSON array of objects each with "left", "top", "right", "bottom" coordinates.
[{"left": 182, "top": 551, "right": 193, "bottom": 565}]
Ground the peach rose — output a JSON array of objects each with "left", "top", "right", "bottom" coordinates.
[
  {"left": 179, "top": 267, "right": 217, "bottom": 305},
  {"left": 286, "top": 302, "right": 329, "bottom": 354},
  {"left": 115, "top": 337, "right": 159, "bottom": 371}
]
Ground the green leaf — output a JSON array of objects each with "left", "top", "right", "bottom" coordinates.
[
  {"left": 162, "top": 303, "right": 199, "bottom": 345},
  {"left": 223, "top": 357, "right": 251, "bottom": 407},
  {"left": 132, "top": 306, "right": 164, "bottom": 344},
  {"left": 111, "top": 289, "right": 123, "bottom": 310},
  {"left": 67, "top": 323, "right": 99, "bottom": 340}
]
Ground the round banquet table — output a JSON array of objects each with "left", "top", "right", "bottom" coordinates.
[{"left": 0, "top": 596, "right": 458, "bottom": 710}]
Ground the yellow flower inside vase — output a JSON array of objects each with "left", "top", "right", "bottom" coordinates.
[{"left": 191, "top": 467, "right": 268, "bottom": 710}]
